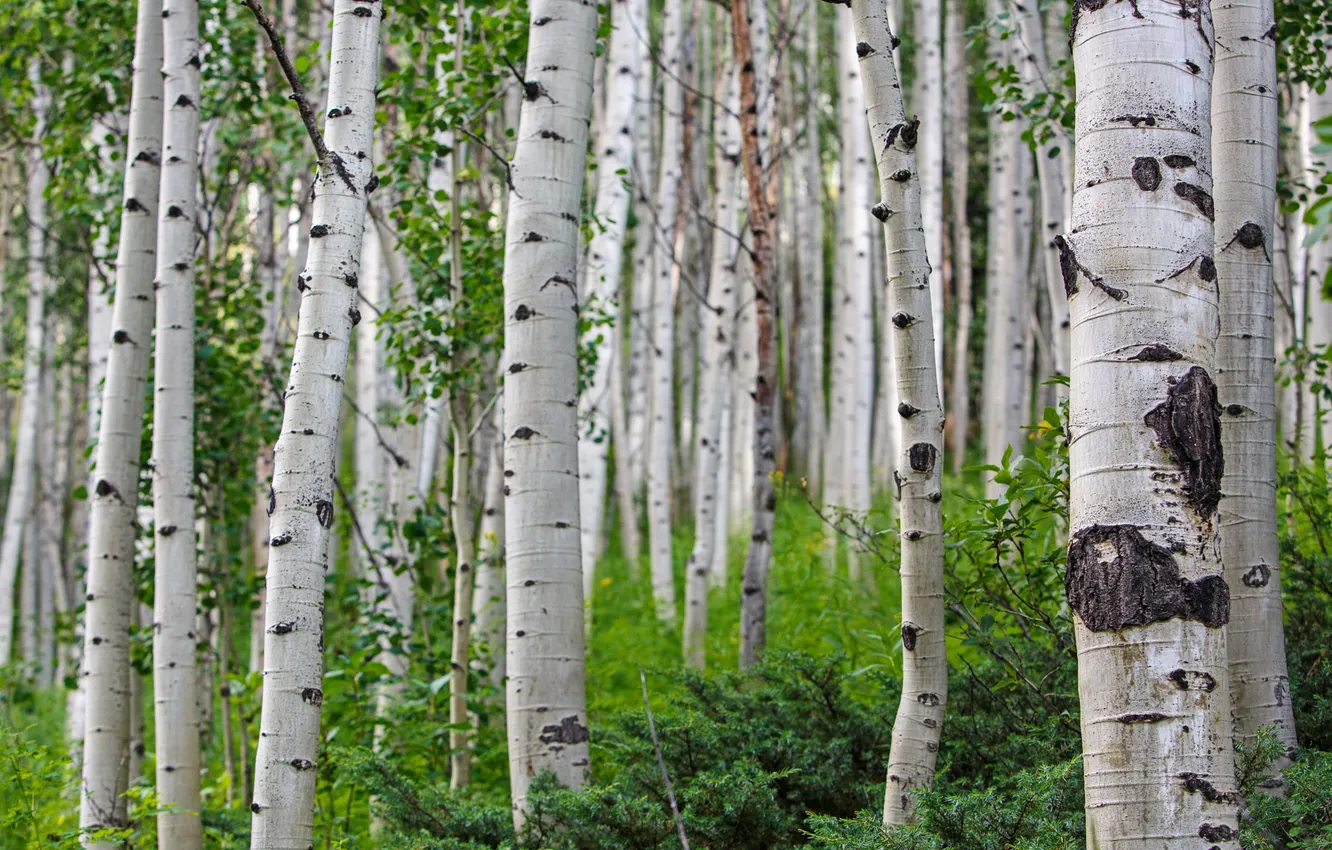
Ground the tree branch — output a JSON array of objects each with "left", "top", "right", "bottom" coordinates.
[{"left": 241, "top": 0, "right": 328, "bottom": 165}]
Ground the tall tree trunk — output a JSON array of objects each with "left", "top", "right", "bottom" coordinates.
[
  {"left": 913, "top": 0, "right": 944, "bottom": 396},
  {"left": 152, "top": 0, "right": 203, "bottom": 842},
  {"left": 625, "top": 41, "right": 656, "bottom": 507},
  {"left": 501, "top": 0, "right": 598, "bottom": 823},
  {"left": 791, "top": 0, "right": 825, "bottom": 493},
  {"left": 945, "top": 0, "right": 972, "bottom": 472},
  {"left": 578, "top": 0, "right": 647, "bottom": 606},
  {"left": 1065, "top": 2, "right": 1240, "bottom": 844},
  {"left": 1213, "top": 0, "right": 1296, "bottom": 767},
  {"left": 684, "top": 53, "right": 740, "bottom": 670},
  {"left": 249, "top": 0, "right": 382, "bottom": 843},
  {"left": 847, "top": 0, "right": 947, "bottom": 824},
  {"left": 472, "top": 401, "right": 505, "bottom": 690},
  {"left": 77, "top": 2, "right": 162, "bottom": 836},
  {"left": 734, "top": 0, "right": 779, "bottom": 670},
  {"left": 0, "top": 61, "right": 51, "bottom": 667},
  {"left": 646, "top": 0, "right": 694, "bottom": 622}
]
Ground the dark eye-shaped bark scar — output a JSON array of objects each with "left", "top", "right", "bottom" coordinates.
[
  {"left": 1144, "top": 366, "right": 1224, "bottom": 519},
  {"left": 1053, "top": 235, "right": 1126, "bottom": 300},
  {"left": 1174, "top": 182, "right": 1215, "bottom": 220},
  {"left": 1155, "top": 254, "right": 1215, "bottom": 285},
  {"left": 1221, "top": 221, "right": 1269, "bottom": 259},
  {"left": 541, "top": 275, "right": 578, "bottom": 298}
]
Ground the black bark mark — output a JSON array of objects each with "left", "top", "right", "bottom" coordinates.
[
  {"left": 302, "top": 687, "right": 324, "bottom": 706},
  {"left": 1129, "top": 344, "right": 1183, "bottom": 362},
  {"left": 1053, "top": 235, "right": 1126, "bottom": 300},
  {"left": 1144, "top": 366, "right": 1223, "bottom": 519},
  {"left": 1174, "top": 182, "right": 1215, "bottom": 220},
  {"left": 1117, "top": 712, "right": 1169, "bottom": 723},
  {"left": 1199, "top": 824, "right": 1237, "bottom": 841},
  {"left": 1180, "top": 774, "right": 1240, "bottom": 805},
  {"left": 1241, "top": 564, "right": 1271, "bottom": 587},
  {"left": 871, "top": 202, "right": 892, "bottom": 222},
  {"left": 539, "top": 716, "right": 590, "bottom": 745},
  {"left": 1168, "top": 668, "right": 1217, "bottom": 691},
  {"left": 901, "top": 623, "right": 918, "bottom": 650},
  {"left": 316, "top": 499, "right": 334, "bottom": 529},
  {"left": 908, "top": 443, "right": 937, "bottom": 474},
  {"left": 1164, "top": 154, "right": 1196, "bottom": 169},
  {"left": 1132, "top": 157, "right": 1162, "bottom": 191},
  {"left": 1066, "top": 524, "right": 1230, "bottom": 631}
]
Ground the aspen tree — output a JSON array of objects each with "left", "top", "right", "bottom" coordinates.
[
  {"left": 913, "top": 0, "right": 944, "bottom": 393},
  {"left": 0, "top": 61, "right": 52, "bottom": 667},
  {"left": 1213, "top": 0, "right": 1295, "bottom": 763},
  {"left": 734, "top": 0, "right": 780, "bottom": 669},
  {"left": 473, "top": 403, "right": 505, "bottom": 690},
  {"left": 151, "top": 0, "right": 203, "bottom": 841},
  {"left": 684, "top": 56, "right": 740, "bottom": 669},
  {"left": 354, "top": 214, "right": 386, "bottom": 579},
  {"left": 248, "top": 0, "right": 382, "bottom": 843},
  {"left": 625, "top": 44, "right": 656, "bottom": 505},
  {"left": 846, "top": 0, "right": 947, "bottom": 824},
  {"left": 578, "top": 0, "right": 647, "bottom": 602},
  {"left": 501, "top": 0, "right": 599, "bottom": 823},
  {"left": 791, "top": 0, "right": 825, "bottom": 492},
  {"left": 944, "top": 0, "right": 972, "bottom": 473},
  {"left": 1065, "top": 2, "right": 1240, "bottom": 844},
  {"left": 77, "top": 2, "right": 162, "bottom": 834},
  {"left": 646, "top": 0, "right": 694, "bottom": 622}
]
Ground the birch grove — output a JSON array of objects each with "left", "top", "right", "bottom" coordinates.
[{"left": 0, "top": 0, "right": 1327, "bottom": 844}]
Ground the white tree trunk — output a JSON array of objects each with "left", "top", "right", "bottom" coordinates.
[
  {"left": 646, "top": 0, "right": 694, "bottom": 622},
  {"left": 684, "top": 57, "right": 740, "bottom": 669},
  {"left": 473, "top": 401, "right": 505, "bottom": 690},
  {"left": 77, "top": 2, "right": 162, "bottom": 836},
  {"left": 944, "top": 0, "right": 972, "bottom": 472},
  {"left": 847, "top": 0, "right": 947, "bottom": 824},
  {"left": 249, "top": 1, "right": 382, "bottom": 844},
  {"left": 913, "top": 0, "right": 944, "bottom": 396},
  {"left": 625, "top": 41, "right": 656, "bottom": 503},
  {"left": 711, "top": 384, "right": 733, "bottom": 589},
  {"left": 1301, "top": 86, "right": 1332, "bottom": 456},
  {"left": 0, "top": 61, "right": 51, "bottom": 668},
  {"left": 576, "top": 0, "right": 645, "bottom": 606},
  {"left": 1212, "top": 0, "right": 1296, "bottom": 765},
  {"left": 151, "top": 0, "right": 203, "bottom": 842},
  {"left": 501, "top": 0, "right": 598, "bottom": 823},
  {"left": 1066, "top": 3, "right": 1240, "bottom": 845}
]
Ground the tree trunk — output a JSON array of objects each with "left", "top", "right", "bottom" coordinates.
[
  {"left": 151, "top": 0, "right": 203, "bottom": 842},
  {"left": 501, "top": 0, "right": 599, "bottom": 823},
  {"left": 944, "top": 0, "right": 972, "bottom": 473},
  {"left": 77, "top": 2, "right": 162, "bottom": 836},
  {"left": 847, "top": 0, "right": 947, "bottom": 824},
  {"left": 0, "top": 61, "right": 51, "bottom": 667},
  {"left": 249, "top": 0, "right": 382, "bottom": 843},
  {"left": 684, "top": 53, "right": 740, "bottom": 670},
  {"left": 578, "top": 0, "right": 647, "bottom": 607},
  {"left": 1066, "top": 3, "right": 1240, "bottom": 844},
  {"left": 734, "top": 0, "right": 779, "bottom": 670},
  {"left": 473, "top": 401, "right": 505, "bottom": 690},
  {"left": 1213, "top": 0, "right": 1296, "bottom": 767},
  {"left": 913, "top": 0, "right": 944, "bottom": 397},
  {"left": 646, "top": 0, "right": 694, "bottom": 623},
  {"left": 625, "top": 41, "right": 656, "bottom": 506}
]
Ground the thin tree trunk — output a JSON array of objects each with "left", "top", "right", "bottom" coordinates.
[
  {"left": 712, "top": 382, "right": 734, "bottom": 589},
  {"left": 472, "top": 401, "right": 505, "bottom": 690},
  {"left": 847, "top": 0, "right": 947, "bottom": 824},
  {"left": 945, "top": 0, "right": 971, "bottom": 472},
  {"left": 249, "top": 0, "right": 382, "bottom": 843},
  {"left": 1065, "top": 2, "right": 1240, "bottom": 844},
  {"left": 626, "top": 40, "right": 656, "bottom": 504},
  {"left": 684, "top": 54, "right": 740, "bottom": 670},
  {"left": 152, "top": 0, "right": 203, "bottom": 841},
  {"left": 913, "top": 0, "right": 944, "bottom": 396},
  {"left": 77, "top": 3, "right": 162, "bottom": 836},
  {"left": 734, "top": 0, "right": 779, "bottom": 670},
  {"left": 501, "top": 0, "right": 599, "bottom": 824},
  {"left": 0, "top": 61, "right": 51, "bottom": 667},
  {"left": 578, "top": 0, "right": 647, "bottom": 607}
]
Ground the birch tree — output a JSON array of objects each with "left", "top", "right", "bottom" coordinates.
[
  {"left": 77, "top": 3, "right": 162, "bottom": 836},
  {"left": 1212, "top": 0, "right": 1297, "bottom": 763},
  {"left": 246, "top": 0, "right": 382, "bottom": 844},
  {"left": 151, "top": 0, "right": 203, "bottom": 842},
  {"left": 578, "top": 0, "right": 647, "bottom": 604},
  {"left": 0, "top": 62, "right": 51, "bottom": 667},
  {"left": 847, "top": 0, "right": 947, "bottom": 824},
  {"left": 501, "top": 0, "right": 599, "bottom": 823},
  {"left": 1065, "top": 1, "right": 1240, "bottom": 843}
]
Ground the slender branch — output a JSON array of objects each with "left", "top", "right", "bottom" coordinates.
[
  {"left": 457, "top": 126, "right": 517, "bottom": 195},
  {"left": 640, "top": 670, "right": 690, "bottom": 850},
  {"left": 240, "top": 0, "right": 327, "bottom": 164}
]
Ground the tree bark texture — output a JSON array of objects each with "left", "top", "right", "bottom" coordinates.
[
  {"left": 945, "top": 0, "right": 972, "bottom": 473},
  {"left": 1066, "top": 3, "right": 1240, "bottom": 846},
  {"left": 501, "top": 0, "right": 599, "bottom": 824}
]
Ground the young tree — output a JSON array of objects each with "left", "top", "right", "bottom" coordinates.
[
  {"left": 0, "top": 62, "right": 52, "bottom": 668},
  {"left": 246, "top": 0, "right": 382, "bottom": 844},
  {"left": 151, "top": 0, "right": 203, "bottom": 842},
  {"left": 913, "top": 0, "right": 943, "bottom": 393},
  {"left": 578, "top": 0, "right": 647, "bottom": 606},
  {"left": 944, "top": 0, "right": 972, "bottom": 472},
  {"left": 847, "top": 0, "right": 947, "bottom": 825},
  {"left": 501, "top": 0, "right": 599, "bottom": 823},
  {"left": 1212, "top": 0, "right": 1297, "bottom": 763},
  {"left": 734, "top": 0, "right": 779, "bottom": 669},
  {"left": 1064, "top": 1, "right": 1240, "bottom": 842},
  {"left": 76, "top": 2, "right": 162, "bottom": 836}
]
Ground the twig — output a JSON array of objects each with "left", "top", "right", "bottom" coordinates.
[
  {"left": 457, "top": 126, "right": 517, "bottom": 195},
  {"left": 242, "top": 0, "right": 357, "bottom": 195},
  {"left": 467, "top": 387, "right": 502, "bottom": 441},
  {"left": 640, "top": 669, "right": 690, "bottom": 850},
  {"left": 342, "top": 391, "right": 410, "bottom": 468}
]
